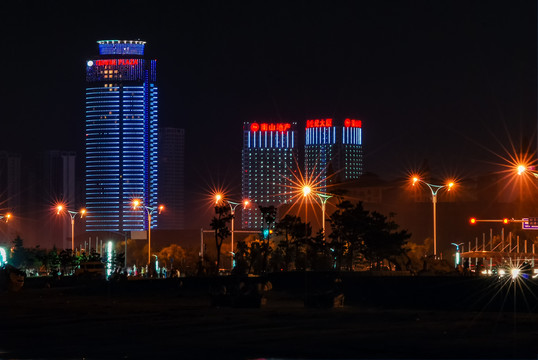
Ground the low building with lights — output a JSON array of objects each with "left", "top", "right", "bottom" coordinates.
[
  {"left": 304, "top": 117, "right": 363, "bottom": 190},
  {"left": 241, "top": 121, "right": 298, "bottom": 230},
  {"left": 85, "top": 40, "right": 158, "bottom": 232}
]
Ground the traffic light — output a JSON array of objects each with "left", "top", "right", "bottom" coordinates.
[{"left": 469, "top": 218, "right": 476, "bottom": 225}]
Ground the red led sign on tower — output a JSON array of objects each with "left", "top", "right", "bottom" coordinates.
[
  {"left": 250, "top": 123, "right": 291, "bottom": 132},
  {"left": 344, "top": 118, "right": 361, "bottom": 128},
  {"left": 306, "top": 119, "right": 333, "bottom": 128},
  {"left": 306, "top": 118, "right": 362, "bottom": 128},
  {"left": 95, "top": 59, "right": 140, "bottom": 66}
]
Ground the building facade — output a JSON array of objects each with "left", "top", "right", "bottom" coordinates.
[
  {"left": 241, "top": 121, "right": 298, "bottom": 229},
  {"left": 305, "top": 118, "right": 363, "bottom": 189},
  {"left": 158, "top": 127, "right": 185, "bottom": 230},
  {"left": 85, "top": 40, "right": 158, "bottom": 232}
]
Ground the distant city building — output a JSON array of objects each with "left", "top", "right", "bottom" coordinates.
[
  {"left": 304, "top": 117, "right": 363, "bottom": 189},
  {"left": 85, "top": 40, "right": 158, "bottom": 232},
  {"left": 241, "top": 121, "right": 298, "bottom": 229},
  {"left": 158, "top": 127, "right": 185, "bottom": 230},
  {"left": 22, "top": 151, "right": 77, "bottom": 249}
]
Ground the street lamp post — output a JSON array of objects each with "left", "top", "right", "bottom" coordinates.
[
  {"left": 302, "top": 185, "right": 333, "bottom": 239},
  {"left": 451, "top": 242, "right": 464, "bottom": 267},
  {"left": 215, "top": 195, "right": 249, "bottom": 270},
  {"left": 132, "top": 199, "right": 164, "bottom": 267},
  {"left": 412, "top": 177, "right": 454, "bottom": 258},
  {"left": 57, "top": 205, "right": 86, "bottom": 251}
]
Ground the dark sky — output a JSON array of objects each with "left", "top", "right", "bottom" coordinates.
[{"left": 0, "top": 0, "right": 536, "bottom": 227}]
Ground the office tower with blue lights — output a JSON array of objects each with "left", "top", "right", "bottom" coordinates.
[
  {"left": 241, "top": 122, "right": 298, "bottom": 229},
  {"left": 305, "top": 118, "right": 363, "bottom": 189},
  {"left": 85, "top": 40, "right": 158, "bottom": 232}
]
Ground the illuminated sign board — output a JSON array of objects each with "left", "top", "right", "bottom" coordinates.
[
  {"left": 306, "top": 119, "right": 333, "bottom": 128},
  {"left": 250, "top": 123, "right": 291, "bottom": 132},
  {"left": 91, "top": 59, "right": 140, "bottom": 66},
  {"left": 306, "top": 118, "right": 361, "bottom": 128},
  {"left": 344, "top": 118, "right": 361, "bottom": 128}
]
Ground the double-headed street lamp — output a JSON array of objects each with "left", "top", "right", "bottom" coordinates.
[
  {"left": 302, "top": 185, "right": 332, "bottom": 239},
  {"left": 215, "top": 194, "right": 250, "bottom": 269},
  {"left": 56, "top": 205, "right": 86, "bottom": 251},
  {"left": 132, "top": 199, "right": 164, "bottom": 266},
  {"left": 412, "top": 177, "right": 454, "bottom": 258}
]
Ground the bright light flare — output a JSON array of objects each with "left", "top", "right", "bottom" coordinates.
[
  {"left": 511, "top": 267, "right": 520, "bottom": 280},
  {"left": 447, "top": 182, "right": 455, "bottom": 190},
  {"left": 215, "top": 193, "right": 223, "bottom": 204},
  {"left": 243, "top": 199, "right": 250, "bottom": 208},
  {"left": 132, "top": 199, "right": 141, "bottom": 209},
  {"left": 302, "top": 185, "right": 312, "bottom": 197},
  {"left": 5, "top": 213, "right": 11, "bottom": 222},
  {"left": 80, "top": 209, "right": 86, "bottom": 217},
  {"left": 412, "top": 176, "right": 419, "bottom": 185},
  {"left": 158, "top": 205, "right": 165, "bottom": 214},
  {"left": 56, "top": 205, "right": 64, "bottom": 214},
  {"left": 517, "top": 165, "right": 526, "bottom": 175}
]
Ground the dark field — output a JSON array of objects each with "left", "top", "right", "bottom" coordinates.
[{"left": 2, "top": 274, "right": 538, "bottom": 360}]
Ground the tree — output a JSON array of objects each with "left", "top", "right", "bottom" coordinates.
[
  {"left": 209, "top": 205, "right": 232, "bottom": 273},
  {"left": 328, "top": 201, "right": 369, "bottom": 270},
  {"left": 158, "top": 244, "right": 186, "bottom": 272},
  {"left": 362, "top": 211, "right": 411, "bottom": 270},
  {"left": 10, "top": 236, "right": 26, "bottom": 268}
]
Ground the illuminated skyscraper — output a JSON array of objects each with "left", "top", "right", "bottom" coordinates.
[
  {"left": 305, "top": 118, "right": 363, "bottom": 189},
  {"left": 85, "top": 40, "right": 158, "bottom": 232},
  {"left": 241, "top": 121, "right": 298, "bottom": 229}
]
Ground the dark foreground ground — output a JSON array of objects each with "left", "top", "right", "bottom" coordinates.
[{"left": 2, "top": 274, "right": 538, "bottom": 360}]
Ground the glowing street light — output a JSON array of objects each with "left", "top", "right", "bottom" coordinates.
[
  {"left": 0, "top": 213, "right": 11, "bottom": 222},
  {"left": 412, "top": 176, "right": 454, "bottom": 258},
  {"left": 56, "top": 205, "right": 86, "bottom": 251},
  {"left": 301, "top": 184, "right": 332, "bottom": 239},
  {"left": 451, "top": 242, "right": 464, "bottom": 267},
  {"left": 132, "top": 199, "right": 164, "bottom": 267},
  {"left": 215, "top": 193, "right": 250, "bottom": 270}
]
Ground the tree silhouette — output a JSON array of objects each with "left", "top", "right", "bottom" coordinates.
[{"left": 209, "top": 204, "right": 232, "bottom": 273}]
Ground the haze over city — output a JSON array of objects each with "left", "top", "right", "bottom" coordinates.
[{"left": 0, "top": 0, "right": 535, "bottom": 231}]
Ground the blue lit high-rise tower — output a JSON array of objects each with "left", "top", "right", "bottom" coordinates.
[
  {"left": 305, "top": 118, "right": 363, "bottom": 189},
  {"left": 85, "top": 40, "right": 158, "bottom": 232},
  {"left": 241, "top": 121, "right": 298, "bottom": 229}
]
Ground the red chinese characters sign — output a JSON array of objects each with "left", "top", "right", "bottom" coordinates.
[
  {"left": 95, "top": 59, "right": 140, "bottom": 66},
  {"left": 250, "top": 123, "right": 291, "bottom": 132},
  {"left": 306, "top": 118, "right": 361, "bottom": 128},
  {"left": 306, "top": 119, "right": 333, "bottom": 128}
]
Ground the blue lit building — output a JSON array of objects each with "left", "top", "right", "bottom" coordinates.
[
  {"left": 241, "top": 122, "right": 298, "bottom": 229},
  {"left": 305, "top": 118, "right": 363, "bottom": 189},
  {"left": 85, "top": 40, "right": 158, "bottom": 232}
]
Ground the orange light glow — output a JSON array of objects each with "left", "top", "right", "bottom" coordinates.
[
  {"left": 215, "top": 194, "right": 223, "bottom": 204},
  {"left": 132, "top": 199, "right": 141, "bottom": 209},
  {"left": 503, "top": 218, "right": 510, "bottom": 224},
  {"left": 302, "top": 185, "right": 312, "bottom": 197},
  {"left": 80, "top": 209, "right": 86, "bottom": 217},
  {"left": 517, "top": 165, "right": 527, "bottom": 175},
  {"left": 158, "top": 205, "right": 165, "bottom": 214},
  {"left": 243, "top": 199, "right": 250, "bottom": 208},
  {"left": 56, "top": 205, "right": 64, "bottom": 214},
  {"left": 469, "top": 218, "right": 476, "bottom": 225},
  {"left": 447, "top": 182, "right": 455, "bottom": 190}
]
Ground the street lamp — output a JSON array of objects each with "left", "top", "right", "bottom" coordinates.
[
  {"left": 451, "top": 242, "right": 464, "bottom": 267},
  {"left": 56, "top": 205, "right": 86, "bottom": 251},
  {"left": 0, "top": 213, "right": 12, "bottom": 222},
  {"left": 132, "top": 199, "right": 164, "bottom": 266},
  {"left": 215, "top": 194, "right": 250, "bottom": 270},
  {"left": 412, "top": 176, "right": 454, "bottom": 258},
  {"left": 302, "top": 185, "right": 333, "bottom": 239}
]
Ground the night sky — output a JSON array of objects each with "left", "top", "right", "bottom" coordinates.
[{"left": 0, "top": 1, "right": 536, "bottom": 227}]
